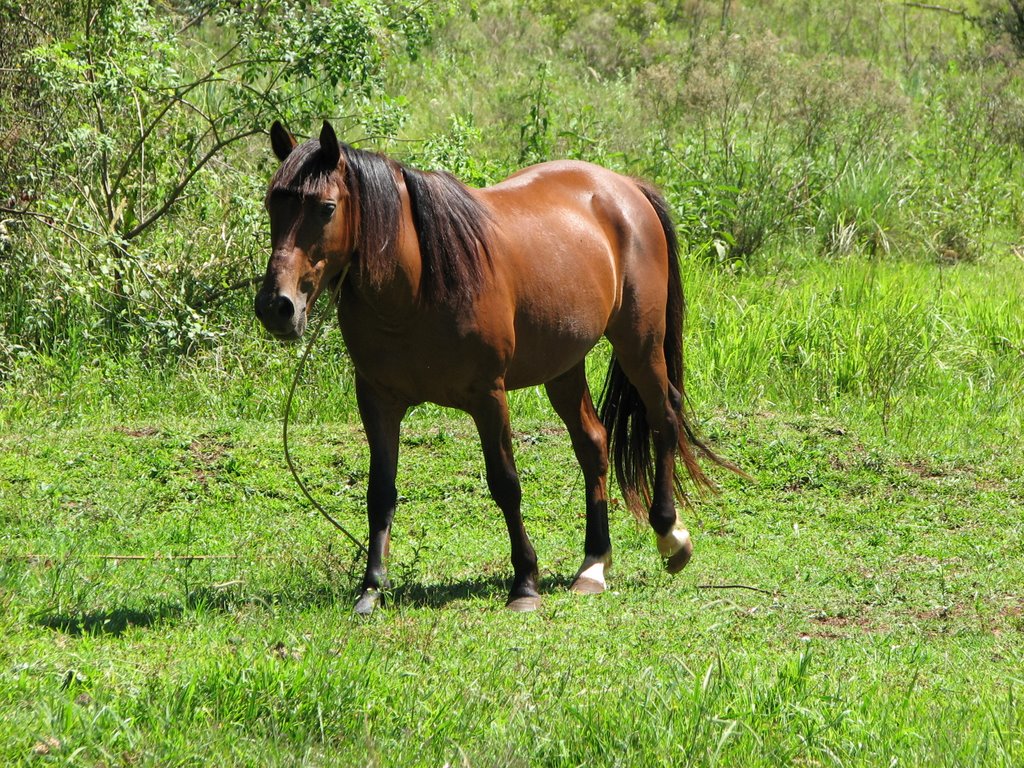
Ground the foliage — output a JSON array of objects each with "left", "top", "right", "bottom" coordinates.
[
  {"left": 0, "top": 0, "right": 454, "bottom": 362},
  {"left": 405, "top": 1, "right": 1024, "bottom": 267},
  {"left": 3, "top": 0, "right": 1024, "bottom": 368}
]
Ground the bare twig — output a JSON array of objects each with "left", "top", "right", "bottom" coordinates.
[
  {"left": 9, "top": 8, "right": 47, "bottom": 36},
  {"left": 82, "top": 4, "right": 114, "bottom": 227},
  {"left": 1, "top": 205, "right": 70, "bottom": 228},
  {"left": 697, "top": 583, "right": 781, "bottom": 596},
  {"left": 178, "top": 6, "right": 213, "bottom": 35},
  {"left": 189, "top": 275, "right": 263, "bottom": 310},
  {"left": 5, "top": 554, "right": 239, "bottom": 562},
  {"left": 901, "top": 2, "right": 981, "bottom": 24}
]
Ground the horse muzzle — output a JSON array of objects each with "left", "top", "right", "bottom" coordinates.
[{"left": 254, "top": 289, "right": 307, "bottom": 340}]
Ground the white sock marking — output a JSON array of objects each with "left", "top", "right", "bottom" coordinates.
[
  {"left": 575, "top": 560, "right": 607, "bottom": 587},
  {"left": 657, "top": 526, "right": 691, "bottom": 558}
]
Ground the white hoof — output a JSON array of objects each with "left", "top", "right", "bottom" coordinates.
[
  {"left": 571, "top": 553, "right": 612, "bottom": 594},
  {"left": 354, "top": 588, "right": 382, "bottom": 616},
  {"left": 656, "top": 525, "right": 693, "bottom": 573}
]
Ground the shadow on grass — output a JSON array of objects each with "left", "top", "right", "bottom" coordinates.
[
  {"left": 36, "top": 605, "right": 184, "bottom": 637},
  {"left": 32, "top": 579, "right": 369, "bottom": 635},
  {"left": 34, "top": 586, "right": 255, "bottom": 637},
  {"left": 390, "top": 572, "right": 578, "bottom": 609},
  {"left": 33, "top": 572, "right": 606, "bottom": 631}
]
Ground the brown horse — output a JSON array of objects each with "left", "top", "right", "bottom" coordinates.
[{"left": 256, "top": 121, "right": 736, "bottom": 614}]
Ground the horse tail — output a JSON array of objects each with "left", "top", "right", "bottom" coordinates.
[{"left": 598, "top": 181, "right": 743, "bottom": 520}]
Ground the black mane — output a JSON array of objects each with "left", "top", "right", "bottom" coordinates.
[{"left": 273, "top": 140, "right": 492, "bottom": 305}]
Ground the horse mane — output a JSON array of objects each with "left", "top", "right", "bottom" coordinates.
[{"left": 397, "top": 164, "right": 493, "bottom": 306}]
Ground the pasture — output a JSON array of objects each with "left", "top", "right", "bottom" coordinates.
[
  {"left": 3, "top": 0, "right": 1024, "bottom": 764},
  {"left": 2, "top": 253, "right": 1023, "bottom": 766}
]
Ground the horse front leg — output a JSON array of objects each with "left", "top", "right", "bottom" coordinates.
[
  {"left": 470, "top": 385, "right": 540, "bottom": 612},
  {"left": 354, "top": 376, "right": 406, "bottom": 616}
]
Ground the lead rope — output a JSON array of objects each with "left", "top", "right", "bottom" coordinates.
[{"left": 282, "top": 267, "right": 367, "bottom": 557}]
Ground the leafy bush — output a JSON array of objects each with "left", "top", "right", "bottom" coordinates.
[{"left": 1, "top": 0, "right": 454, "bottom": 360}]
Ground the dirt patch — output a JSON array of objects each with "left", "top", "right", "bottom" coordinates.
[
  {"left": 974, "top": 477, "right": 1012, "bottom": 492},
  {"left": 888, "top": 553, "right": 964, "bottom": 575},
  {"left": 912, "top": 606, "right": 955, "bottom": 621},
  {"left": 898, "top": 459, "right": 978, "bottom": 481},
  {"left": 998, "top": 599, "right": 1024, "bottom": 632},
  {"left": 188, "top": 434, "right": 232, "bottom": 485},
  {"left": 113, "top": 426, "right": 159, "bottom": 438},
  {"left": 898, "top": 460, "right": 947, "bottom": 478},
  {"left": 189, "top": 437, "right": 227, "bottom": 465},
  {"left": 805, "top": 611, "right": 889, "bottom": 639}
]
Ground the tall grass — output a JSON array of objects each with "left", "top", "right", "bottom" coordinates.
[
  {"left": 680, "top": 253, "right": 1024, "bottom": 453},
  {"left": 4, "top": 253, "right": 1020, "bottom": 466}
]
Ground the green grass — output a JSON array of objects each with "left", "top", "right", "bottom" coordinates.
[
  {"left": 4, "top": 1, "right": 1024, "bottom": 762},
  {"left": 1, "top": 411, "right": 1022, "bottom": 766},
  {"left": 2, "top": 252, "right": 1023, "bottom": 765}
]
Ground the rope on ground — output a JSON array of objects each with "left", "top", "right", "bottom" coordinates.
[{"left": 282, "top": 268, "right": 368, "bottom": 558}]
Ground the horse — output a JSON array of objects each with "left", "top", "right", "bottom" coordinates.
[{"left": 255, "top": 121, "right": 738, "bottom": 614}]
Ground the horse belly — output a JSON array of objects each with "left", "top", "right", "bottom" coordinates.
[
  {"left": 502, "top": 255, "right": 616, "bottom": 389},
  {"left": 504, "top": 331, "right": 602, "bottom": 390}
]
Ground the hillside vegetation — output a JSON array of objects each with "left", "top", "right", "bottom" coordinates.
[{"left": 1, "top": 1, "right": 1023, "bottom": 765}]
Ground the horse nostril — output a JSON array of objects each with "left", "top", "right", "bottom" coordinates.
[{"left": 272, "top": 295, "right": 294, "bottom": 321}]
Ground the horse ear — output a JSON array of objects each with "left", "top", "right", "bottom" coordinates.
[
  {"left": 319, "top": 120, "right": 340, "bottom": 169},
  {"left": 270, "top": 121, "right": 296, "bottom": 162}
]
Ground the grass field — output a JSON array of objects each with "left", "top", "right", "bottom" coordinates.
[
  {"left": 4, "top": 0, "right": 1024, "bottom": 764},
  {"left": 2, "top": 254, "right": 1022, "bottom": 766}
]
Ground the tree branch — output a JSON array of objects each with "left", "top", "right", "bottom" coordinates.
[
  {"left": 0, "top": 205, "right": 102, "bottom": 237},
  {"left": 178, "top": 5, "right": 213, "bottom": 35},
  {"left": 122, "top": 128, "right": 262, "bottom": 241},
  {"left": 109, "top": 71, "right": 219, "bottom": 199},
  {"left": 189, "top": 275, "right": 263, "bottom": 310},
  {"left": 82, "top": 2, "right": 114, "bottom": 227},
  {"left": 109, "top": 53, "right": 287, "bottom": 201}
]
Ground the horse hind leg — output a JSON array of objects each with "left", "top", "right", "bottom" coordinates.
[
  {"left": 645, "top": 387, "right": 693, "bottom": 573},
  {"left": 604, "top": 343, "right": 693, "bottom": 574},
  {"left": 545, "top": 363, "right": 613, "bottom": 595}
]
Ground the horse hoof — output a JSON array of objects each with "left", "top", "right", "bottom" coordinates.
[
  {"left": 665, "top": 542, "right": 692, "bottom": 573},
  {"left": 354, "top": 589, "right": 382, "bottom": 616},
  {"left": 570, "top": 576, "right": 606, "bottom": 595},
  {"left": 570, "top": 553, "right": 611, "bottom": 594},
  {"left": 657, "top": 526, "right": 693, "bottom": 574},
  {"left": 506, "top": 595, "right": 541, "bottom": 612}
]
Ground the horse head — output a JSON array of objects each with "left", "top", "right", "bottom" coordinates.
[{"left": 255, "top": 120, "right": 355, "bottom": 340}]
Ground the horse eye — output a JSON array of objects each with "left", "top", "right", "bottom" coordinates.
[{"left": 320, "top": 202, "right": 337, "bottom": 219}]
